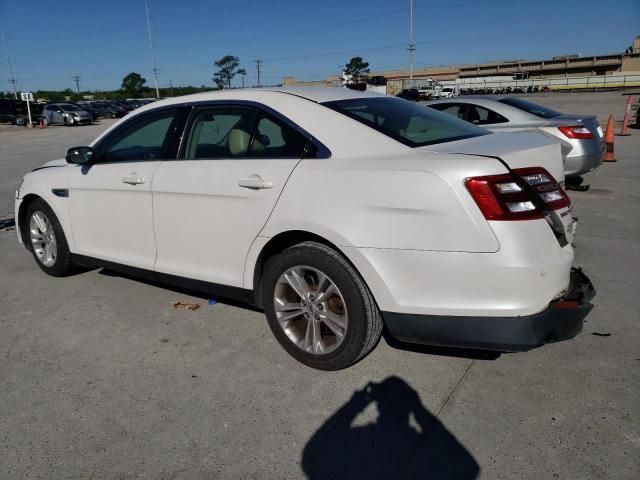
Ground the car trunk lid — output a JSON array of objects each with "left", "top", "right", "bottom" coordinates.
[{"left": 418, "top": 131, "right": 565, "bottom": 181}]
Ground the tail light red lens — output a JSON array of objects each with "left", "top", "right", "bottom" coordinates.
[
  {"left": 465, "top": 167, "right": 570, "bottom": 221},
  {"left": 558, "top": 125, "right": 594, "bottom": 139}
]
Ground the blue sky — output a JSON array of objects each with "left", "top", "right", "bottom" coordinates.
[{"left": 1, "top": 0, "right": 638, "bottom": 92}]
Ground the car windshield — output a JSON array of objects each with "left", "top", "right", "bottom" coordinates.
[
  {"left": 498, "top": 98, "right": 561, "bottom": 119},
  {"left": 61, "top": 104, "right": 81, "bottom": 112},
  {"left": 323, "top": 97, "right": 488, "bottom": 147}
]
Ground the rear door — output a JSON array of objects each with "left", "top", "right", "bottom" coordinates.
[{"left": 151, "top": 104, "right": 314, "bottom": 287}]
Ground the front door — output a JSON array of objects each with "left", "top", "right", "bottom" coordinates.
[
  {"left": 152, "top": 105, "right": 312, "bottom": 287},
  {"left": 67, "top": 107, "right": 184, "bottom": 269}
]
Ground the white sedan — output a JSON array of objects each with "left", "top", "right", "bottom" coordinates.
[{"left": 15, "top": 87, "right": 595, "bottom": 370}]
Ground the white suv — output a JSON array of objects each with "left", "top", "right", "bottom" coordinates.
[{"left": 15, "top": 88, "right": 595, "bottom": 370}]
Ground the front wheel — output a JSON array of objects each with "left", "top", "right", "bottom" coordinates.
[
  {"left": 25, "top": 199, "right": 74, "bottom": 277},
  {"left": 262, "top": 242, "right": 382, "bottom": 370},
  {"left": 15, "top": 115, "right": 25, "bottom": 126}
]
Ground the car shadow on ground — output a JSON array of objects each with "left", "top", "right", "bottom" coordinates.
[
  {"left": 302, "top": 376, "right": 480, "bottom": 480},
  {"left": 98, "top": 268, "right": 500, "bottom": 359},
  {"left": 97, "top": 268, "right": 263, "bottom": 312}
]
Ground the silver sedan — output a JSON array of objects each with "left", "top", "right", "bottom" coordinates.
[{"left": 425, "top": 96, "right": 605, "bottom": 177}]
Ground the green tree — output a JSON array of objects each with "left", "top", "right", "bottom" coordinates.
[
  {"left": 344, "top": 56, "right": 370, "bottom": 84},
  {"left": 237, "top": 68, "right": 247, "bottom": 88},
  {"left": 121, "top": 72, "right": 147, "bottom": 98},
  {"left": 213, "top": 55, "right": 243, "bottom": 89}
]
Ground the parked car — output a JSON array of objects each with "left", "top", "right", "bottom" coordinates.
[
  {"left": 396, "top": 88, "right": 420, "bottom": 101},
  {"left": 91, "top": 101, "right": 128, "bottom": 119},
  {"left": 426, "top": 97, "right": 605, "bottom": 177},
  {"left": 0, "top": 98, "right": 43, "bottom": 125},
  {"left": 74, "top": 102, "right": 100, "bottom": 122},
  {"left": 42, "top": 103, "right": 92, "bottom": 126},
  {"left": 15, "top": 88, "right": 595, "bottom": 370},
  {"left": 436, "top": 86, "right": 456, "bottom": 99}
]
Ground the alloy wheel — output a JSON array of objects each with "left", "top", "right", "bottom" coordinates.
[
  {"left": 273, "top": 265, "right": 348, "bottom": 355},
  {"left": 29, "top": 211, "right": 57, "bottom": 267}
]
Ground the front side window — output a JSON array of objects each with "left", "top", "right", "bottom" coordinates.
[
  {"left": 61, "top": 104, "right": 80, "bottom": 112},
  {"left": 98, "top": 108, "right": 177, "bottom": 162},
  {"left": 323, "top": 97, "right": 488, "bottom": 147}
]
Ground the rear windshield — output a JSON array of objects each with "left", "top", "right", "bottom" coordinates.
[
  {"left": 323, "top": 97, "right": 488, "bottom": 147},
  {"left": 498, "top": 98, "right": 561, "bottom": 119}
]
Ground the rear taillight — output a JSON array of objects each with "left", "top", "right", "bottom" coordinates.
[
  {"left": 558, "top": 125, "right": 594, "bottom": 139},
  {"left": 465, "top": 167, "right": 570, "bottom": 221}
]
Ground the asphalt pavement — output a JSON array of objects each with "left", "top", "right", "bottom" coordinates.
[{"left": 1, "top": 92, "right": 638, "bottom": 479}]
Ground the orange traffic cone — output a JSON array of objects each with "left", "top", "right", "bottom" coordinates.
[
  {"left": 603, "top": 115, "right": 616, "bottom": 162},
  {"left": 617, "top": 95, "right": 632, "bottom": 136},
  {"left": 39, "top": 119, "right": 45, "bottom": 129}
]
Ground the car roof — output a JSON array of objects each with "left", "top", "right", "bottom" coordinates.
[
  {"left": 425, "top": 96, "right": 549, "bottom": 122},
  {"left": 146, "top": 86, "right": 386, "bottom": 109}
]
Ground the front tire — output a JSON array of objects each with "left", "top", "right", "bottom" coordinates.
[
  {"left": 262, "top": 242, "right": 382, "bottom": 370},
  {"left": 25, "top": 199, "right": 74, "bottom": 277}
]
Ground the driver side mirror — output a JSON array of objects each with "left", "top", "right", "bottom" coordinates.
[{"left": 66, "top": 146, "right": 94, "bottom": 165}]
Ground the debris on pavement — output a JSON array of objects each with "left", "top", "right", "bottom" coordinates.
[
  {"left": 171, "top": 301, "right": 201, "bottom": 311},
  {"left": 208, "top": 298, "right": 217, "bottom": 305}
]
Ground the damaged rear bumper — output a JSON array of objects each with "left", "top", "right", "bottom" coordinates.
[{"left": 382, "top": 267, "right": 596, "bottom": 352}]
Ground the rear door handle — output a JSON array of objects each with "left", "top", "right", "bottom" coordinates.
[
  {"left": 238, "top": 175, "right": 273, "bottom": 190},
  {"left": 121, "top": 174, "right": 145, "bottom": 185}
]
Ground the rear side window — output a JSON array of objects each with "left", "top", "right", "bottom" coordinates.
[
  {"left": 323, "top": 97, "right": 488, "bottom": 147},
  {"left": 184, "top": 106, "right": 313, "bottom": 160},
  {"left": 250, "top": 113, "right": 309, "bottom": 158},
  {"left": 184, "top": 107, "right": 258, "bottom": 159},
  {"left": 430, "top": 103, "right": 465, "bottom": 119},
  {"left": 466, "top": 105, "right": 508, "bottom": 125},
  {"left": 498, "top": 98, "right": 560, "bottom": 119}
]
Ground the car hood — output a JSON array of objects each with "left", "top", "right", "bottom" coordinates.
[
  {"left": 34, "top": 158, "right": 67, "bottom": 171},
  {"left": 418, "top": 130, "right": 565, "bottom": 181}
]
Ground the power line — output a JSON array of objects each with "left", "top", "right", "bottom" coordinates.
[
  {"left": 145, "top": 0, "right": 160, "bottom": 98},
  {"left": 1, "top": 28, "right": 17, "bottom": 98}
]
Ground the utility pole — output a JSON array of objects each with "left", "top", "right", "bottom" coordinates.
[
  {"left": 169, "top": 79, "right": 173, "bottom": 97},
  {"left": 408, "top": 0, "right": 416, "bottom": 81},
  {"left": 72, "top": 76, "right": 81, "bottom": 94},
  {"left": 145, "top": 0, "right": 160, "bottom": 98},
  {"left": 1, "top": 29, "right": 17, "bottom": 99},
  {"left": 254, "top": 59, "right": 262, "bottom": 87}
]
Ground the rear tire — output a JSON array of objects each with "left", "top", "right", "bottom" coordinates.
[
  {"left": 25, "top": 199, "right": 74, "bottom": 277},
  {"left": 261, "top": 242, "right": 382, "bottom": 370},
  {"left": 15, "top": 115, "right": 25, "bottom": 126}
]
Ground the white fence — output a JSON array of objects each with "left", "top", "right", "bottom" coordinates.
[{"left": 453, "top": 73, "right": 640, "bottom": 91}]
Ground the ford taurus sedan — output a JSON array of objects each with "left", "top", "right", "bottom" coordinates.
[
  {"left": 426, "top": 96, "right": 605, "bottom": 178},
  {"left": 15, "top": 87, "right": 595, "bottom": 370}
]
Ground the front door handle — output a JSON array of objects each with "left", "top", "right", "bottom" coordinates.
[
  {"left": 238, "top": 175, "right": 273, "bottom": 190},
  {"left": 121, "top": 174, "right": 145, "bottom": 185}
]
